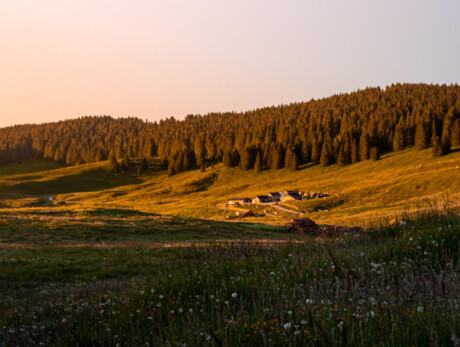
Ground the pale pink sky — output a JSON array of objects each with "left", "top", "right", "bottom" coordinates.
[{"left": 1, "top": 0, "right": 459, "bottom": 127}]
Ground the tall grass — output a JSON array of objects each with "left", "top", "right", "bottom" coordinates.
[{"left": 1, "top": 208, "right": 459, "bottom": 345}]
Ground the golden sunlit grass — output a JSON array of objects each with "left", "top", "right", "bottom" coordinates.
[{"left": 0, "top": 147, "right": 459, "bottom": 226}]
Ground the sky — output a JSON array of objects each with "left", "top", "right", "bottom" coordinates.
[{"left": 0, "top": 0, "right": 459, "bottom": 128}]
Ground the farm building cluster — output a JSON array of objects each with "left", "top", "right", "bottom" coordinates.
[{"left": 227, "top": 191, "right": 330, "bottom": 206}]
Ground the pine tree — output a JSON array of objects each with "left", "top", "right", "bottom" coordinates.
[
  {"left": 370, "top": 146, "right": 380, "bottom": 161},
  {"left": 284, "top": 147, "right": 293, "bottom": 169},
  {"left": 290, "top": 152, "right": 299, "bottom": 171},
  {"left": 271, "top": 145, "right": 284, "bottom": 170},
  {"left": 359, "top": 133, "right": 370, "bottom": 161},
  {"left": 441, "top": 116, "right": 452, "bottom": 154},
  {"left": 415, "top": 122, "right": 429, "bottom": 150},
  {"left": 223, "top": 151, "right": 233, "bottom": 168},
  {"left": 167, "top": 159, "right": 175, "bottom": 176},
  {"left": 320, "top": 138, "right": 332, "bottom": 166},
  {"left": 241, "top": 146, "right": 256, "bottom": 170},
  {"left": 108, "top": 154, "right": 119, "bottom": 173},
  {"left": 254, "top": 151, "right": 263, "bottom": 172},
  {"left": 311, "top": 138, "right": 321, "bottom": 164},
  {"left": 351, "top": 138, "right": 359, "bottom": 163},
  {"left": 393, "top": 121, "right": 405, "bottom": 151},
  {"left": 432, "top": 136, "right": 443, "bottom": 157},
  {"left": 232, "top": 149, "right": 240, "bottom": 167},
  {"left": 452, "top": 118, "right": 460, "bottom": 147},
  {"left": 300, "top": 140, "right": 311, "bottom": 163},
  {"left": 337, "top": 145, "right": 347, "bottom": 165},
  {"left": 122, "top": 154, "right": 130, "bottom": 171}
]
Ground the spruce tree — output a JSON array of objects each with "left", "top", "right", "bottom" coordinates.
[
  {"left": 351, "top": 138, "right": 359, "bottom": 163},
  {"left": 311, "top": 138, "right": 321, "bottom": 164},
  {"left": 432, "top": 136, "right": 443, "bottom": 157},
  {"left": 320, "top": 138, "right": 332, "bottom": 166},
  {"left": 290, "top": 152, "right": 299, "bottom": 171},
  {"left": 284, "top": 147, "right": 293, "bottom": 169},
  {"left": 359, "top": 133, "right": 370, "bottom": 161},
  {"left": 241, "top": 147, "right": 255, "bottom": 170},
  {"left": 441, "top": 117, "right": 452, "bottom": 154},
  {"left": 223, "top": 151, "right": 233, "bottom": 168},
  {"left": 337, "top": 145, "right": 347, "bottom": 165},
  {"left": 393, "top": 121, "right": 405, "bottom": 151},
  {"left": 370, "top": 146, "right": 380, "bottom": 161},
  {"left": 122, "top": 154, "right": 130, "bottom": 171},
  {"left": 167, "top": 159, "right": 175, "bottom": 176},
  {"left": 300, "top": 140, "right": 311, "bottom": 163},
  {"left": 254, "top": 152, "right": 263, "bottom": 172},
  {"left": 108, "top": 154, "right": 119, "bottom": 173},
  {"left": 452, "top": 118, "right": 460, "bottom": 147},
  {"left": 415, "top": 122, "right": 429, "bottom": 150},
  {"left": 271, "top": 145, "right": 284, "bottom": 170}
]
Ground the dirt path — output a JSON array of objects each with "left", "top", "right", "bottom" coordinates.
[
  {"left": 272, "top": 204, "right": 302, "bottom": 215},
  {"left": 0, "top": 239, "right": 306, "bottom": 249}
]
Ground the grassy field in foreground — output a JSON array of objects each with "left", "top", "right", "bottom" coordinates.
[
  {"left": 0, "top": 209, "right": 459, "bottom": 345},
  {"left": 1, "top": 146, "right": 458, "bottom": 226}
]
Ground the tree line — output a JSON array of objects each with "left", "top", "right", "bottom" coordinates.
[{"left": 0, "top": 83, "right": 459, "bottom": 175}]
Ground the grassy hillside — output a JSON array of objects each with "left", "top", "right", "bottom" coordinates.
[
  {"left": 65, "top": 147, "right": 460, "bottom": 226},
  {"left": 0, "top": 147, "right": 459, "bottom": 225},
  {"left": 0, "top": 158, "right": 65, "bottom": 177}
]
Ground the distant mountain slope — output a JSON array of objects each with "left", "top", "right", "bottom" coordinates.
[{"left": 0, "top": 83, "right": 459, "bottom": 175}]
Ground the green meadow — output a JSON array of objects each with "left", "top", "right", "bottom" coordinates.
[{"left": 0, "top": 148, "right": 459, "bottom": 345}]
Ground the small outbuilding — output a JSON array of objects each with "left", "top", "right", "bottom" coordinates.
[
  {"left": 268, "top": 192, "right": 282, "bottom": 201},
  {"left": 254, "top": 195, "right": 271, "bottom": 204},
  {"left": 281, "top": 191, "right": 302, "bottom": 202},
  {"left": 228, "top": 198, "right": 252, "bottom": 206}
]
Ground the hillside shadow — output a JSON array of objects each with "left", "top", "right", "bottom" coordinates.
[
  {"left": 86, "top": 208, "right": 160, "bottom": 217},
  {"left": 7, "top": 170, "right": 142, "bottom": 196}
]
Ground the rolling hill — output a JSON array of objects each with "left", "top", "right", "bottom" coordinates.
[{"left": 0, "top": 146, "right": 458, "bottom": 226}]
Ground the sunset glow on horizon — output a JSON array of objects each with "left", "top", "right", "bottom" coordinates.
[{"left": 1, "top": 0, "right": 459, "bottom": 128}]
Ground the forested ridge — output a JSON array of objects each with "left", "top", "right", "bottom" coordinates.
[{"left": 1, "top": 83, "right": 459, "bottom": 175}]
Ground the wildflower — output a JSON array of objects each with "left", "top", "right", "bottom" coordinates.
[
  {"left": 283, "top": 322, "right": 291, "bottom": 329},
  {"left": 170, "top": 310, "right": 174, "bottom": 314},
  {"left": 301, "top": 320, "right": 307, "bottom": 325},
  {"left": 367, "top": 311, "right": 375, "bottom": 318},
  {"left": 232, "top": 293, "right": 237, "bottom": 298},
  {"left": 417, "top": 306, "right": 424, "bottom": 313},
  {"left": 159, "top": 295, "right": 164, "bottom": 299},
  {"left": 189, "top": 309, "right": 193, "bottom": 313},
  {"left": 337, "top": 321, "right": 345, "bottom": 329},
  {"left": 209, "top": 295, "right": 214, "bottom": 299},
  {"left": 178, "top": 308, "right": 183, "bottom": 313},
  {"left": 288, "top": 311, "right": 292, "bottom": 315},
  {"left": 306, "top": 299, "right": 313, "bottom": 305},
  {"left": 225, "top": 301, "right": 230, "bottom": 305}
]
